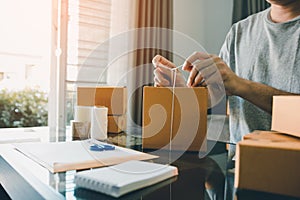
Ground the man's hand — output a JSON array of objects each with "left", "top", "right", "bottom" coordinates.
[
  {"left": 182, "top": 52, "right": 242, "bottom": 96},
  {"left": 182, "top": 52, "right": 300, "bottom": 113},
  {"left": 152, "top": 55, "right": 186, "bottom": 87},
  {"left": 182, "top": 52, "right": 238, "bottom": 107}
]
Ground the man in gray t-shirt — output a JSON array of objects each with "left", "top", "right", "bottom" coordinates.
[
  {"left": 218, "top": 6, "right": 300, "bottom": 157},
  {"left": 182, "top": 0, "right": 300, "bottom": 158},
  {"left": 153, "top": 0, "right": 300, "bottom": 158}
]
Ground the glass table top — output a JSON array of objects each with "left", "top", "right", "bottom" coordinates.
[{"left": 0, "top": 125, "right": 299, "bottom": 200}]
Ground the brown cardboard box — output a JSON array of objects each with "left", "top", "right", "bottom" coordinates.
[
  {"left": 243, "top": 130, "right": 300, "bottom": 142},
  {"left": 235, "top": 130, "right": 300, "bottom": 198},
  {"left": 77, "top": 87, "right": 127, "bottom": 115},
  {"left": 142, "top": 86, "right": 208, "bottom": 152},
  {"left": 271, "top": 96, "right": 300, "bottom": 138},
  {"left": 108, "top": 115, "right": 126, "bottom": 133}
]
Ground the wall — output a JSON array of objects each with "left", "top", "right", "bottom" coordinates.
[
  {"left": 106, "top": 0, "right": 234, "bottom": 84},
  {"left": 173, "top": 0, "right": 233, "bottom": 60}
]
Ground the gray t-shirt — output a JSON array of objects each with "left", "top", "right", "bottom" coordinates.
[{"left": 219, "top": 8, "right": 300, "bottom": 147}]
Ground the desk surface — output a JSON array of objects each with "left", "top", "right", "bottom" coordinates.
[{"left": 0, "top": 133, "right": 299, "bottom": 200}]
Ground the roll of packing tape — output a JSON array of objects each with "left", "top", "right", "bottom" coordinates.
[
  {"left": 91, "top": 106, "right": 108, "bottom": 140},
  {"left": 74, "top": 106, "right": 93, "bottom": 122}
]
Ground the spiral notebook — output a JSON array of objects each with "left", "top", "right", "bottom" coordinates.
[{"left": 74, "top": 160, "right": 178, "bottom": 198}]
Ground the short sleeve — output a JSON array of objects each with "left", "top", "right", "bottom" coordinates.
[{"left": 219, "top": 24, "right": 237, "bottom": 72}]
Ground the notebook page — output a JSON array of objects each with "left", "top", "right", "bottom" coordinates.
[{"left": 74, "top": 160, "right": 178, "bottom": 197}]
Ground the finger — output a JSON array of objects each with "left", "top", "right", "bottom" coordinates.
[
  {"left": 186, "top": 58, "right": 214, "bottom": 87},
  {"left": 152, "top": 55, "right": 176, "bottom": 69},
  {"left": 192, "top": 73, "right": 205, "bottom": 87},
  {"left": 194, "top": 57, "right": 215, "bottom": 72},
  {"left": 201, "top": 69, "right": 219, "bottom": 85},
  {"left": 202, "top": 63, "right": 218, "bottom": 77},
  {"left": 154, "top": 68, "right": 170, "bottom": 86},
  {"left": 182, "top": 52, "right": 211, "bottom": 69},
  {"left": 154, "top": 76, "right": 167, "bottom": 87},
  {"left": 156, "top": 64, "right": 173, "bottom": 80},
  {"left": 193, "top": 61, "right": 220, "bottom": 87},
  {"left": 154, "top": 77, "right": 164, "bottom": 87},
  {"left": 197, "top": 60, "right": 223, "bottom": 84},
  {"left": 200, "top": 81, "right": 207, "bottom": 87},
  {"left": 204, "top": 65, "right": 224, "bottom": 86},
  {"left": 187, "top": 67, "right": 199, "bottom": 87},
  {"left": 182, "top": 64, "right": 193, "bottom": 72}
]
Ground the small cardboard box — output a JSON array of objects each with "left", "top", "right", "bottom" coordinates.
[
  {"left": 142, "top": 86, "right": 207, "bottom": 152},
  {"left": 272, "top": 96, "right": 300, "bottom": 138},
  {"left": 77, "top": 87, "right": 127, "bottom": 115},
  {"left": 235, "top": 130, "right": 300, "bottom": 198},
  {"left": 108, "top": 115, "right": 126, "bottom": 133},
  {"left": 243, "top": 130, "right": 300, "bottom": 142}
]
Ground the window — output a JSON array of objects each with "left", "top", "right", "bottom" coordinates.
[
  {"left": 65, "top": 0, "right": 112, "bottom": 126},
  {"left": 0, "top": 0, "right": 118, "bottom": 142},
  {"left": 50, "top": 0, "right": 132, "bottom": 140},
  {"left": 0, "top": 0, "right": 51, "bottom": 131},
  {"left": 67, "top": 0, "right": 111, "bottom": 84}
]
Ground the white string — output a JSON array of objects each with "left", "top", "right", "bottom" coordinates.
[
  {"left": 157, "top": 63, "right": 182, "bottom": 71},
  {"left": 169, "top": 66, "right": 180, "bottom": 164},
  {"left": 156, "top": 63, "right": 183, "bottom": 164}
]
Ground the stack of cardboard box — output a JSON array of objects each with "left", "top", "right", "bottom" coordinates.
[
  {"left": 77, "top": 87, "right": 127, "bottom": 134},
  {"left": 235, "top": 96, "right": 300, "bottom": 198}
]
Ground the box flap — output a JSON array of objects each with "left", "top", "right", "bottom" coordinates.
[{"left": 272, "top": 96, "right": 300, "bottom": 138}]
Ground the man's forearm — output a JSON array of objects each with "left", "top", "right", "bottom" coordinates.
[{"left": 235, "top": 78, "right": 298, "bottom": 114}]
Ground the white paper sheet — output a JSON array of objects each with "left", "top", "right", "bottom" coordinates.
[{"left": 14, "top": 140, "right": 158, "bottom": 173}]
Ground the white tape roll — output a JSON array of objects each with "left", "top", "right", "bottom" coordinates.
[
  {"left": 91, "top": 106, "right": 108, "bottom": 140},
  {"left": 74, "top": 106, "right": 92, "bottom": 122}
]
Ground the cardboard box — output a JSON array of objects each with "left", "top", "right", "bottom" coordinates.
[
  {"left": 272, "top": 96, "right": 300, "bottom": 138},
  {"left": 235, "top": 130, "right": 300, "bottom": 198},
  {"left": 142, "top": 86, "right": 207, "bottom": 152},
  {"left": 243, "top": 130, "right": 300, "bottom": 142},
  {"left": 108, "top": 115, "right": 126, "bottom": 133},
  {"left": 77, "top": 87, "right": 127, "bottom": 115}
]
